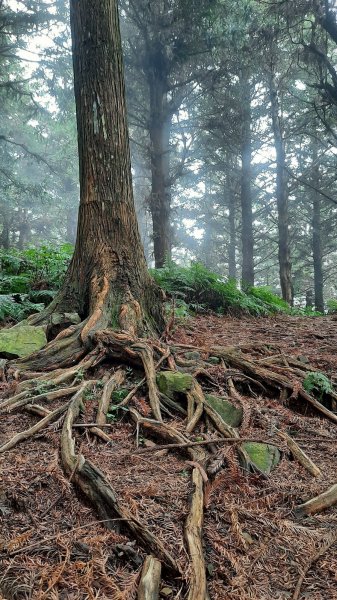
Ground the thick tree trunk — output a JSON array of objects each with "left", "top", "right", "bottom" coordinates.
[
  {"left": 240, "top": 69, "right": 254, "bottom": 289},
  {"left": 269, "top": 73, "right": 293, "bottom": 305},
  {"left": 311, "top": 142, "right": 324, "bottom": 313},
  {"left": 47, "top": 0, "right": 163, "bottom": 336},
  {"left": 148, "top": 53, "right": 171, "bottom": 268}
]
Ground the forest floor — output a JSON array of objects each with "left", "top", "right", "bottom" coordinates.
[{"left": 1, "top": 314, "right": 337, "bottom": 599}]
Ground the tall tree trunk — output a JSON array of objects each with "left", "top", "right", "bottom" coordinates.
[
  {"left": 225, "top": 163, "right": 237, "bottom": 280},
  {"left": 311, "top": 140, "right": 324, "bottom": 313},
  {"left": 269, "top": 73, "right": 293, "bottom": 305},
  {"left": 66, "top": 207, "right": 77, "bottom": 245},
  {"left": 17, "top": 209, "right": 30, "bottom": 250},
  {"left": 45, "top": 0, "right": 163, "bottom": 335},
  {"left": 148, "top": 50, "right": 171, "bottom": 268},
  {"left": 240, "top": 68, "right": 254, "bottom": 289},
  {"left": 0, "top": 211, "right": 10, "bottom": 249}
]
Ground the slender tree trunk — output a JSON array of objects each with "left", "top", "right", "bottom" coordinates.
[
  {"left": 0, "top": 212, "right": 10, "bottom": 249},
  {"left": 240, "top": 68, "right": 254, "bottom": 289},
  {"left": 311, "top": 140, "right": 324, "bottom": 313},
  {"left": 66, "top": 207, "right": 77, "bottom": 245},
  {"left": 17, "top": 210, "right": 30, "bottom": 250},
  {"left": 225, "top": 164, "right": 237, "bottom": 280},
  {"left": 269, "top": 73, "right": 293, "bottom": 304},
  {"left": 46, "top": 0, "right": 163, "bottom": 335},
  {"left": 148, "top": 57, "right": 171, "bottom": 268}
]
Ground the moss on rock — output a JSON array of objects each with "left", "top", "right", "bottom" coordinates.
[
  {"left": 242, "top": 442, "right": 280, "bottom": 475},
  {"left": 157, "top": 371, "right": 194, "bottom": 398},
  {"left": 0, "top": 325, "right": 47, "bottom": 358},
  {"left": 205, "top": 394, "right": 242, "bottom": 427}
]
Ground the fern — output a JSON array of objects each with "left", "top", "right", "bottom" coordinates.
[
  {"left": 151, "top": 261, "right": 289, "bottom": 317},
  {"left": 0, "top": 294, "right": 44, "bottom": 322},
  {"left": 303, "top": 372, "right": 333, "bottom": 400}
]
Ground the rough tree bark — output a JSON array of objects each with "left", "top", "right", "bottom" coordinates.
[
  {"left": 31, "top": 0, "right": 164, "bottom": 337},
  {"left": 269, "top": 72, "right": 293, "bottom": 305},
  {"left": 240, "top": 67, "right": 254, "bottom": 289}
]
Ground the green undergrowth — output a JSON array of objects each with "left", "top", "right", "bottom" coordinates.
[
  {"left": 151, "top": 262, "right": 290, "bottom": 317},
  {"left": 303, "top": 371, "right": 333, "bottom": 400},
  {"left": 0, "top": 244, "right": 73, "bottom": 323}
]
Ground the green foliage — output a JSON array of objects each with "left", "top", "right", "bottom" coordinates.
[
  {"left": 106, "top": 404, "right": 128, "bottom": 422},
  {"left": 327, "top": 299, "right": 337, "bottom": 314},
  {"left": 0, "top": 245, "right": 73, "bottom": 323},
  {"left": 0, "top": 244, "right": 73, "bottom": 294},
  {"left": 303, "top": 372, "right": 333, "bottom": 399},
  {"left": 0, "top": 294, "right": 44, "bottom": 323},
  {"left": 151, "top": 262, "right": 289, "bottom": 316},
  {"left": 111, "top": 388, "right": 129, "bottom": 403},
  {"left": 291, "top": 306, "right": 323, "bottom": 317}
]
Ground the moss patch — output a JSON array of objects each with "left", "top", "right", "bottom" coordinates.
[
  {"left": 0, "top": 325, "right": 47, "bottom": 358},
  {"left": 205, "top": 394, "right": 242, "bottom": 427},
  {"left": 242, "top": 442, "right": 280, "bottom": 475},
  {"left": 157, "top": 371, "right": 194, "bottom": 398}
]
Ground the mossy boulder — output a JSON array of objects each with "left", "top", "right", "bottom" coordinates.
[
  {"left": 0, "top": 325, "right": 47, "bottom": 358},
  {"left": 157, "top": 371, "right": 194, "bottom": 398},
  {"left": 205, "top": 394, "right": 242, "bottom": 427},
  {"left": 242, "top": 442, "right": 280, "bottom": 475}
]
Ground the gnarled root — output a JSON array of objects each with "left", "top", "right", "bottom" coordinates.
[
  {"left": 295, "top": 483, "right": 337, "bottom": 517},
  {"left": 138, "top": 555, "right": 162, "bottom": 600},
  {"left": 61, "top": 386, "right": 180, "bottom": 575},
  {"left": 185, "top": 468, "right": 207, "bottom": 600}
]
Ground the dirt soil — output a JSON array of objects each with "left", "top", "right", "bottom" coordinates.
[{"left": 1, "top": 314, "right": 337, "bottom": 599}]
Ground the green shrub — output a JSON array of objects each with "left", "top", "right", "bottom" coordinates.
[
  {"left": 327, "top": 298, "right": 337, "bottom": 314},
  {"left": 151, "top": 262, "right": 289, "bottom": 317},
  {"left": 0, "top": 294, "right": 44, "bottom": 322},
  {"left": 0, "top": 244, "right": 73, "bottom": 294},
  {"left": 0, "top": 245, "right": 73, "bottom": 323}
]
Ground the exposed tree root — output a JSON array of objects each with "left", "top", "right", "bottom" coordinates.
[
  {"left": 277, "top": 430, "right": 321, "bottom": 477},
  {"left": 60, "top": 384, "right": 180, "bottom": 575},
  {"left": 0, "top": 402, "right": 70, "bottom": 453},
  {"left": 96, "top": 368, "right": 125, "bottom": 425},
  {"left": 185, "top": 467, "right": 207, "bottom": 600},
  {"left": 138, "top": 555, "right": 162, "bottom": 600},
  {"left": 2, "top": 315, "right": 337, "bottom": 597},
  {"left": 295, "top": 483, "right": 337, "bottom": 517}
]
